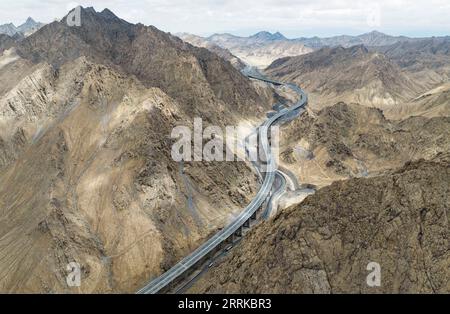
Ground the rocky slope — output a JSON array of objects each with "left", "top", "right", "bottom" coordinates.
[
  {"left": 266, "top": 45, "right": 424, "bottom": 112},
  {"left": 0, "top": 7, "right": 267, "bottom": 293},
  {"left": 384, "top": 82, "right": 450, "bottom": 119},
  {"left": 176, "top": 33, "right": 246, "bottom": 70},
  {"left": 191, "top": 157, "right": 450, "bottom": 293},
  {"left": 15, "top": 8, "right": 268, "bottom": 121},
  {"left": 204, "top": 32, "right": 313, "bottom": 69},
  {"left": 197, "top": 30, "right": 423, "bottom": 68},
  {"left": 374, "top": 37, "right": 450, "bottom": 88},
  {"left": 0, "top": 34, "right": 15, "bottom": 53},
  {"left": 297, "top": 30, "right": 417, "bottom": 49},
  {"left": 278, "top": 102, "right": 450, "bottom": 187}
]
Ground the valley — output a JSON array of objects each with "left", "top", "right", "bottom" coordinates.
[{"left": 0, "top": 4, "right": 448, "bottom": 295}]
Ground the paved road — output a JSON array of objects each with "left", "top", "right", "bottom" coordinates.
[
  {"left": 136, "top": 73, "right": 308, "bottom": 294},
  {"left": 263, "top": 170, "right": 286, "bottom": 219}
]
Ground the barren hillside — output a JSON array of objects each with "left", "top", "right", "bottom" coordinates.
[{"left": 191, "top": 157, "right": 450, "bottom": 293}]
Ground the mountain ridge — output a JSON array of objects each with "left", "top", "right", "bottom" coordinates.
[{"left": 0, "top": 17, "right": 44, "bottom": 37}]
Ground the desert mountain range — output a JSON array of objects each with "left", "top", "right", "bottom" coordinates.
[
  {"left": 0, "top": 7, "right": 448, "bottom": 293},
  {"left": 0, "top": 17, "right": 44, "bottom": 38},
  {"left": 0, "top": 7, "right": 271, "bottom": 293}
]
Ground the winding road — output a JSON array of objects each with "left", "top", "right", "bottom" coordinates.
[{"left": 136, "top": 73, "right": 308, "bottom": 294}]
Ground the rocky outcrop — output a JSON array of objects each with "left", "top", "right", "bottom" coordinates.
[
  {"left": 191, "top": 158, "right": 450, "bottom": 293},
  {"left": 278, "top": 102, "right": 450, "bottom": 187},
  {"left": 176, "top": 33, "right": 246, "bottom": 70},
  {"left": 0, "top": 8, "right": 264, "bottom": 293},
  {"left": 201, "top": 32, "right": 313, "bottom": 69}
]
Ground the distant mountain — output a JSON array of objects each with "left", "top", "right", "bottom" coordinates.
[
  {"left": 0, "top": 7, "right": 268, "bottom": 293},
  {"left": 196, "top": 31, "right": 313, "bottom": 68},
  {"left": 176, "top": 33, "right": 246, "bottom": 70},
  {"left": 0, "top": 23, "right": 18, "bottom": 37},
  {"left": 0, "top": 17, "right": 44, "bottom": 37},
  {"left": 374, "top": 37, "right": 450, "bottom": 86},
  {"left": 296, "top": 31, "right": 416, "bottom": 49},
  {"left": 188, "top": 30, "right": 426, "bottom": 68},
  {"left": 265, "top": 45, "right": 423, "bottom": 112}
]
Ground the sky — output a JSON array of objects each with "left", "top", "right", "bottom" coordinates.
[{"left": 1, "top": 0, "right": 449, "bottom": 38}]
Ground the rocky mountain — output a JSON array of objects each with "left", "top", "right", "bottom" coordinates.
[
  {"left": 278, "top": 102, "right": 450, "bottom": 187},
  {"left": 0, "top": 23, "right": 18, "bottom": 37},
  {"left": 0, "top": 17, "right": 44, "bottom": 37},
  {"left": 187, "top": 95, "right": 450, "bottom": 293},
  {"left": 0, "top": 34, "right": 16, "bottom": 53},
  {"left": 190, "top": 30, "right": 422, "bottom": 68},
  {"left": 191, "top": 156, "right": 450, "bottom": 293},
  {"left": 296, "top": 30, "right": 416, "bottom": 49},
  {"left": 203, "top": 31, "right": 313, "bottom": 68},
  {"left": 266, "top": 45, "right": 424, "bottom": 112},
  {"left": 0, "top": 7, "right": 269, "bottom": 293},
  {"left": 176, "top": 33, "right": 246, "bottom": 70},
  {"left": 17, "top": 17, "right": 44, "bottom": 36},
  {"left": 374, "top": 37, "right": 450, "bottom": 87},
  {"left": 247, "top": 31, "right": 287, "bottom": 42}
]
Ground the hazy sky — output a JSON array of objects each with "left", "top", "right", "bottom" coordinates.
[{"left": 1, "top": 0, "right": 449, "bottom": 38}]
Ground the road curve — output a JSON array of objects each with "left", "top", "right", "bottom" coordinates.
[
  {"left": 263, "top": 170, "right": 286, "bottom": 219},
  {"left": 136, "top": 74, "right": 308, "bottom": 294}
]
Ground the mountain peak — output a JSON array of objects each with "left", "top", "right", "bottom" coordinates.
[
  {"left": 100, "top": 8, "right": 120, "bottom": 19},
  {"left": 251, "top": 31, "right": 286, "bottom": 41},
  {"left": 273, "top": 31, "right": 286, "bottom": 40},
  {"left": 360, "top": 30, "right": 387, "bottom": 37}
]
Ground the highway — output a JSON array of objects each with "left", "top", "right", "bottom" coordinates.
[
  {"left": 263, "top": 170, "right": 286, "bottom": 219},
  {"left": 137, "top": 73, "right": 308, "bottom": 294}
]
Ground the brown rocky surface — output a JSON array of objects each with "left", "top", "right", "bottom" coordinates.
[
  {"left": 200, "top": 31, "right": 313, "bottom": 69},
  {"left": 191, "top": 158, "right": 450, "bottom": 293},
  {"left": 265, "top": 45, "right": 424, "bottom": 113},
  {"left": 278, "top": 102, "right": 450, "bottom": 188},
  {"left": 0, "top": 7, "right": 267, "bottom": 293},
  {"left": 374, "top": 37, "right": 450, "bottom": 88}
]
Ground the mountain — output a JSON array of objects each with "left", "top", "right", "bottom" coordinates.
[
  {"left": 249, "top": 31, "right": 287, "bottom": 42},
  {"left": 374, "top": 37, "right": 450, "bottom": 87},
  {"left": 0, "top": 34, "right": 16, "bottom": 53},
  {"left": 0, "top": 23, "right": 18, "bottom": 37},
  {"left": 265, "top": 45, "right": 423, "bottom": 112},
  {"left": 191, "top": 156, "right": 450, "bottom": 293},
  {"left": 15, "top": 8, "right": 267, "bottom": 119},
  {"left": 0, "top": 17, "right": 44, "bottom": 37},
  {"left": 176, "top": 33, "right": 246, "bottom": 70},
  {"left": 0, "top": 7, "right": 268, "bottom": 293},
  {"left": 188, "top": 99, "right": 450, "bottom": 293},
  {"left": 296, "top": 30, "right": 416, "bottom": 49},
  {"left": 193, "top": 30, "right": 422, "bottom": 68},
  {"left": 205, "top": 32, "right": 313, "bottom": 68},
  {"left": 17, "top": 17, "right": 44, "bottom": 36},
  {"left": 382, "top": 82, "right": 450, "bottom": 119}
]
